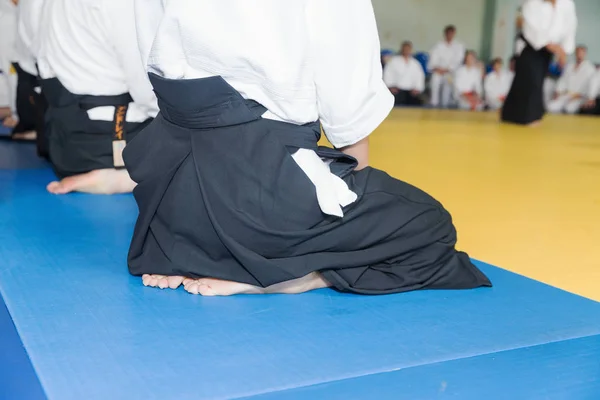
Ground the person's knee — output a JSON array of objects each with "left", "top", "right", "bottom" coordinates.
[
  {"left": 564, "top": 101, "right": 581, "bottom": 114},
  {"left": 547, "top": 100, "right": 563, "bottom": 113}
]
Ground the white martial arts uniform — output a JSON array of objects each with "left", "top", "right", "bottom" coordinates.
[
  {"left": 427, "top": 40, "right": 465, "bottom": 107},
  {"left": 135, "top": 0, "right": 393, "bottom": 217},
  {"left": 547, "top": 60, "right": 596, "bottom": 114},
  {"left": 518, "top": 0, "right": 577, "bottom": 57},
  {"left": 0, "top": 0, "right": 18, "bottom": 113},
  {"left": 383, "top": 55, "right": 425, "bottom": 92},
  {"left": 454, "top": 65, "right": 483, "bottom": 111},
  {"left": 14, "top": 0, "right": 45, "bottom": 77},
  {"left": 484, "top": 70, "right": 513, "bottom": 110},
  {"left": 543, "top": 77, "right": 556, "bottom": 108},
  {"left": 37, "top": 0, "right": 157, "bottom": 123},
  {"left": 587, "top": 68, "right": 600, "bottom": 101}
]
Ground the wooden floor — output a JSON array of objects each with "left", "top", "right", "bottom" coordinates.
[{"left": 361, "top": 109, "right": 599, "bottom": 301}]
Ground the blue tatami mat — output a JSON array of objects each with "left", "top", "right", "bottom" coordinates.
[
  {"left": 1, "top": 152, "right": 600, "bottom": 399},
  {"left": 246, "top": 335, "right": 600, "bottom": 400},
  {"left": 0, "top": 292, "right": 46, "bottom": 400},
  {"left": 0, "top": 141, "right": 47, "bottom": 170}
]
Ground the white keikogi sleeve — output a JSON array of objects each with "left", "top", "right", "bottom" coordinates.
[
  {"left": 105, "top": 0, "right": 158, "bottom": 117},
  {"left": 522, "top": 0, "right": 552, "bottom": 51},
  {"left": 427, "top": 43, "right": 442, "bottom": 72},
  {"left": 413, "top": 60, "right": 425, "bottom": 92},
  {"left": 306, "top": 0, "right": 393, "bottom": 149},
  {"left": 383, "top": 58, "right": 400, "bottom": 88},
  {"left": 133, "top": 0, "right": 165, "bottom": 72},
  {"left": 588, "top": 71, "right": 600, "bottom": 100},
  {"left": 561, "top": 1, "right": 577, "bottom": 55},
  {"left": 450, "top": 43, "right": 466, "bottom": 72}
]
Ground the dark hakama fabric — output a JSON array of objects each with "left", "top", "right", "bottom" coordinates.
[
  {"left": 393, "top": 90, "right": 422, "bottom": 106},
  {"left": 11, "top": 62, "right": 38, "bottom": 135},
  {"left": 40, "top": 78, "right": 151, "bottom": 178},
  {"left": 501, "top": 38, "right": 553, "bottom": 125},
  {"left": 124, "top": 74, "right": 491, "bottom": 295}
]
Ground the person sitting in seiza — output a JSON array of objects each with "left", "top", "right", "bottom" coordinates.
[
  {"left": 383, "top": 41, "right": 425, "bottom": 106},
  {"left": 36, "top": 0, "right": 157, "bottom": 195},
  {"left": 484, "top": 58, "right": 513, "bottom": 110},
  {"left": 454, "top": 51, "right": 484, "bottom": 111},
  {"left": 547, "top": 45, "right": 595, "bottom": 114},
  {"left": 126, "top": 0, "right": 492, "bottom": 297}
]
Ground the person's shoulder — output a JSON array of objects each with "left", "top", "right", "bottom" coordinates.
[
  {"left": 386, "top": 55, "right": 402, "bottom": 65},
  {"left": 430, "top": 41, "right": 444, "bottom": 51},
  {"left": 582, "top": 60, "right": 596, "bottom": 71}
]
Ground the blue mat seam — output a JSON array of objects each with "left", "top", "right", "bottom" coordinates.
[{"left": 234, "top": 333, "right": 600, "bottom": 400}]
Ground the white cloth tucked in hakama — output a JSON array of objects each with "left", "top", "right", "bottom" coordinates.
[
  {"left": 134, "top": 0, "right": 393, "bottom": 218},
  {"left": 37, "top": 0, "right": 158, "bottom": 123}
]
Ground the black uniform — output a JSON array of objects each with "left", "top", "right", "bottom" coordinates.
[{"left": 124, "top": 74, "right": 491, "bottom": 295}]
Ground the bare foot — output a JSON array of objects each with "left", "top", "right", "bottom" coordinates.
[
  {"left": 12, "top": 130, "right": 37, "bottom": 141},
  {"left": 142, "top": 274, "right": 185, "bottom": 289},
  {"left": 183, "top": 278, "right": 266, "bottom": 296},
  {"left": 527, "top": 120, "right": 541, "bottom": 127},
  {"left": 2, "top": 116, "right": 18, "bottom": 128},
  {"left": 47, "top": 168, "right": 136, "bottom": 195},
  {"left": 182, "top": 272, "right": 331, "bottom": 297}
]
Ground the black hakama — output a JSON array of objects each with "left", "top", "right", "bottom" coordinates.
[
  {"left": 11, "top": 63, "right": 37, "bottom": 135},
  {"left": 124, "top": 74, "right": 491, "bottom": 295},
  {"left": 501, "top": 38, "right": 553, "bottom": 125},
  {"left": 40, "top": 78, "right": 151, "bottom": 178}
]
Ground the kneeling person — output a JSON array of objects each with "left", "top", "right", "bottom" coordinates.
[
  {"left": 383, "top": 41, "right": 425, "bottom": 106},
  {"left": 37, "top": 0, "right": 157, "bottom": 194},
  {"left": 128, "top": 0, "right": 492, "bottom": 296}
]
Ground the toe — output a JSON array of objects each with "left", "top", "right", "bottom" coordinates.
[
  {"left": 184, "top": 281, "right": 200, "bottom": 295},
  {"left": 167, "top": 276, "right": 185, "bottom": 289},
  {"left": 196, "top": 280, "right": 217, "bottom": 296},
  {"left": 157, "top": 278, "right": 169, "bottom": 289},
  {"left": 46, "top": 181, "right": 61, "bottom": 194}
]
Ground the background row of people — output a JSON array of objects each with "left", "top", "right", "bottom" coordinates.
[{"left": 382, "top": 25, "right": 600, "bottom": 116}]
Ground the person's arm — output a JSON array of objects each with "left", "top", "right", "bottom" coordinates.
[
  {"left": 587, "top": 71, "right": 600, "bottom": 100},
  {"left": 307, "top": 0, "right": 393, "bottom": 169},
  {"left": 382, "top": 59, "right": 399, "bottom": 93},
  {"left": 484, "top": 74, "right": 495, "bottom": 102},
  {"left": 414, "top": 61, "right": 425, "bottom": 93},
  {"left": 554, "top": 64, "right": 570, "bottom": 95},
  {"left": 475, "top": 71, "right": 483, "bottom": 97},
  {"left": 427, "top": 44, "right": 441, "bottom": 73},
  {"left": 454, "top": 67, "right": 469, "bottom": 97},
  {"left": 451, "top": 44, "right": 466, "bottom": 72},
  {"left": 560, "top": 2, "right": 577, "bottom": 56},
  {"left": 106, "top": 0, "right": 159, "bottom": 118}
]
